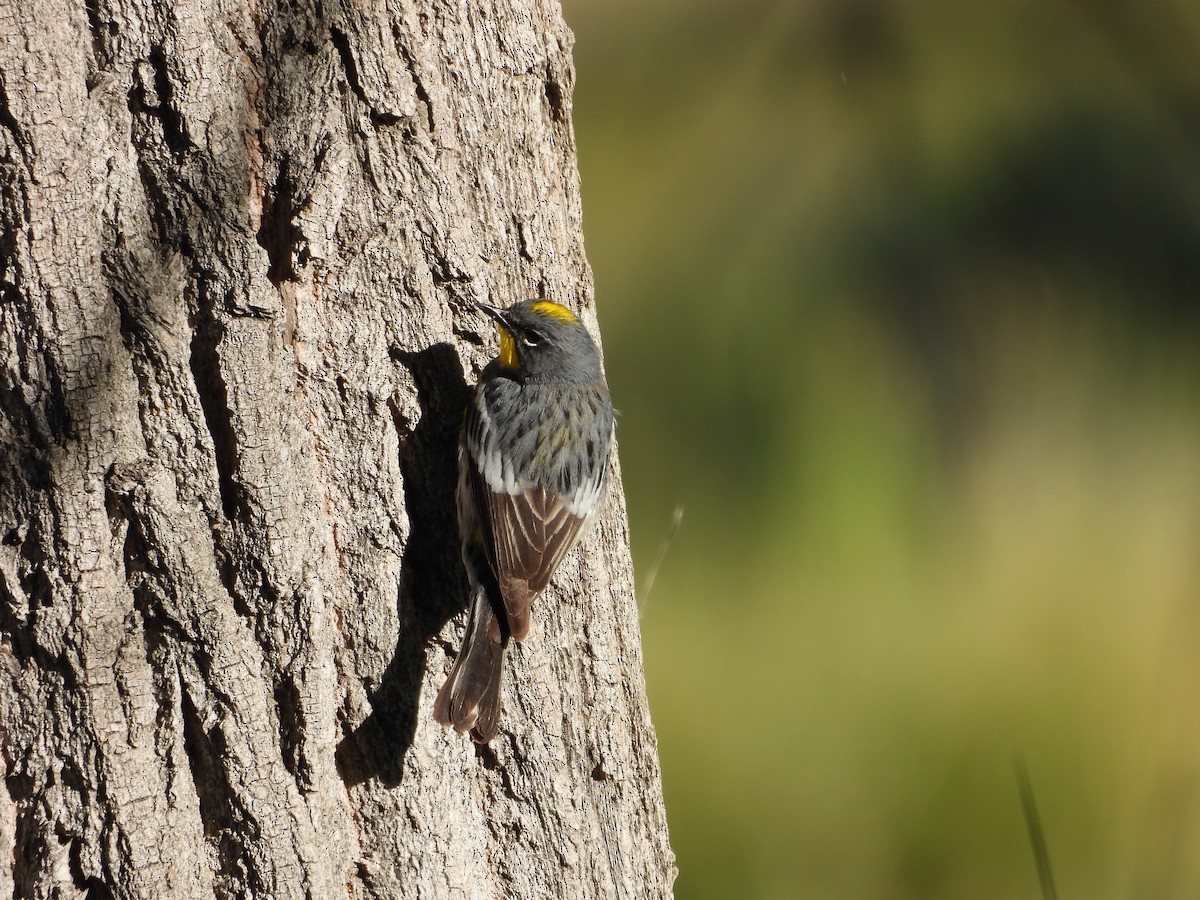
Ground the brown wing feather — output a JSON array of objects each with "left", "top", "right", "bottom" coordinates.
[{"left": 471, "top": 468, "right": 588, "bottom": 642}]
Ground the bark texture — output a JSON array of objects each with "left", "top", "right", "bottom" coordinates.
[{"left": 0, "top": 0, "right": 676, "bottom": 895}]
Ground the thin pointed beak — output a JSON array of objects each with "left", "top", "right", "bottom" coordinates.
[{"left": 475, "top": 302, "right": 508, "bottom": 326}]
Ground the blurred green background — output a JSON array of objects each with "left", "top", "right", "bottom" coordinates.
[{"left": 567, "top": 0, "right": 1200, "bottom": 897}]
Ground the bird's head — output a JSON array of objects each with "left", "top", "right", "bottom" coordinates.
[{"left": 477, "top": 299, "right": 603, "bottom": 383}]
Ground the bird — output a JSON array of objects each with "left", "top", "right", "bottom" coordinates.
[{"left": 433, "top": 299, "right": 614, "bottom": 742}]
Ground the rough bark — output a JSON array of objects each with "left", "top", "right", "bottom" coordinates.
[{"left": 0, "top": 0, "right": 676, "bottom": 895}]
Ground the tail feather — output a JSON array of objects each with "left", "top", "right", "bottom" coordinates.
[{"left": 433, "top": 583, "right": 507, "bottom": 742}]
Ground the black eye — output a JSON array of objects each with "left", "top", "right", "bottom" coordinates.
[{"left": 521, "top": 328, "right": 545, "bottom": 347}]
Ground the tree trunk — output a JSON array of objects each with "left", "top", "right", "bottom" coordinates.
[{"left": 0, "top": 0, "right": 675, "bottom": 895}]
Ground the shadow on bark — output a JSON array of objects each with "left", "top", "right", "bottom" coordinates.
[{"left": 337, "top": 342, "right": 471, "bottom": 787}]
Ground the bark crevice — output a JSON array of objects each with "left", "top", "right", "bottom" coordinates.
[
  {"left": 178, "top": 688, "right": 244, "bottom": 897},
  {"left": 187, "top": 322, "right": 241, "bottom": 524}
]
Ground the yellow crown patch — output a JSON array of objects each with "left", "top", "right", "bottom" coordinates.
[{"left": 530, "top": 301, "right": 580, "bottom": 324}]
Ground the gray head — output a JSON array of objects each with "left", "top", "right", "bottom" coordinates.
[{"left": 478, "top": 299, "right": 604, "bottom": 384}]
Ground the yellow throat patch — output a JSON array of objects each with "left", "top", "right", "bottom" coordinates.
[{"left": 497, "top": 325, "right": 519, "bottom": 370}]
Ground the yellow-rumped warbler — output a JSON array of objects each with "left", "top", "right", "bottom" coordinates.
[{"left": 433, "top": 299, "right": 614, "bottom": 742}]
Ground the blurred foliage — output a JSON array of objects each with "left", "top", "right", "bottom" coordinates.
[{"left": 566, "top": 0, "right": 1200, "bottom": 897}]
